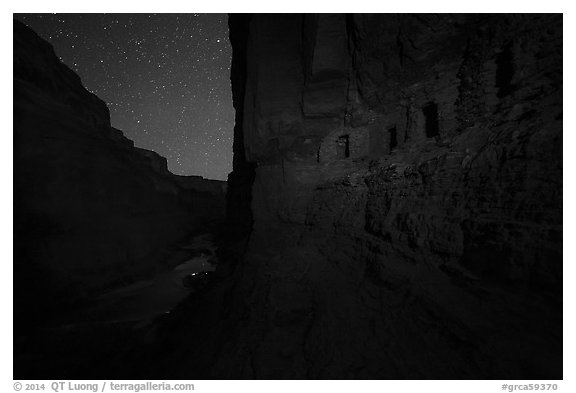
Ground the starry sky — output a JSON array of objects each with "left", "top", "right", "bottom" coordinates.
[{"left": 14, "top": 13, "right": 234, "bottom": 181}]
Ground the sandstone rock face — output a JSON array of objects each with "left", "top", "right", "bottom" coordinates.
[
  {"left": 13, "top": 20, "right": 226, "bottom": 327},
  {"left": 219, "top": 14, "right": 562, "bottom": 379}
]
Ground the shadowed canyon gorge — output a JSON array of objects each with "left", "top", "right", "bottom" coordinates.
[{"left": 13, "top": 14, "right": 562, "bottom": 380}]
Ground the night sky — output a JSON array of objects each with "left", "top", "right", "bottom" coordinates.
[{"left": 14, "top": 14, "right": 234, "bottom": 181}]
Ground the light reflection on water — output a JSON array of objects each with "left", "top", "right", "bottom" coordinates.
[{"left": 86, "top": 235, "right": 217, "bottom": 324}]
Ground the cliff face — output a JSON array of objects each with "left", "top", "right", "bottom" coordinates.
[
  {"left": 220, "top": 14, "right": 562, "bottom": 379},
  {"left": 13, "top": 20, "right": 226, "bottom": 327}
]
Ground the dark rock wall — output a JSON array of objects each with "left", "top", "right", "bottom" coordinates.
[
  {"left": 13, "top": 20, "right": 226, "bottom": 326},
  {"left": 221, "top": 14, "right": 562, "bottom": 379},
  {"left": 226, "top": 15, "right": 256, "bottom": 239}
]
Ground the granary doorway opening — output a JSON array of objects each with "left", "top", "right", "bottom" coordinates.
[{"left": 423, "top": 102, "right": 439, "bottom": 138}]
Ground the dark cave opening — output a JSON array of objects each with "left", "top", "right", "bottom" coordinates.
[
  {"left": 389, "top": 126, "right": 398, "bottom": 150},
  {"left": 423, "top": 102, "right": 439, "bottom": 138},
  {"left": 496, "top": 41, "right": 515, "bottom": 98}
]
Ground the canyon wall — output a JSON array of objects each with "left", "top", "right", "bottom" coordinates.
[
  {"left": 217, "top": 14, "right": 562, "bottom": 379},
  {"left": 13, "top": 20, "right": 226, "bottom": 328}
]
